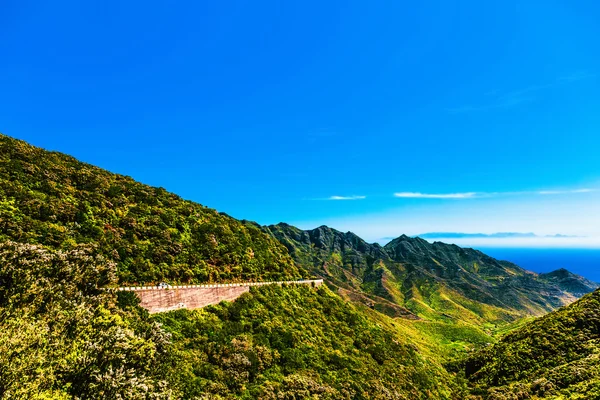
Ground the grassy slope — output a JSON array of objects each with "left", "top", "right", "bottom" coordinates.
[
  {"left": 4, "top": 134, "right": 598, "bottom": 399},
  {"left": 265, "top": 223, "right": 600, "bottom": 370}
]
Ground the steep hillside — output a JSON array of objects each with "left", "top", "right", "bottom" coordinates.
[
  {"left": 3, "top": 133, "right": 598, "bottom": 399},
  {"left": 539, "top": 267, "right": 599, "bottom": 297},
  {"left": 0, "top": 240, "right": 463, "bottom": 399},
  {"left": 464, "top": 289, "right": 600, "bottom": 399},
  {"left": 0, "top": 134, "right": 303, "bottom": 284},
  {"left": 265, "top": 223, "right": 417, "bottom": 318},
  {"left": 267, "top": 223, "right": 597, "bottom": 327},
  {"left": 0, "top": 135, "right": 466, "bottom": 399},
  {"left": 154, "top": 284, "right": 462, "bottom": 399}
]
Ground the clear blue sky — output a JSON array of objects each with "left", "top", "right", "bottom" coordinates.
[{"left": 2, "top": 1, "right": 600, "bottom": 245}]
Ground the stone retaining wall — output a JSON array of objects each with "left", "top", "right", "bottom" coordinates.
[{"left": 118, "top": 279, "right": 323, "bottom": 313}]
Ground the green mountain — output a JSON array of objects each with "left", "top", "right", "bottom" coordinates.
[
  {"left": 266, "top": 223, "right": 598, "bottom": 327},
  {"left": 2, "top": 133, "right": 598, "bottom": 399},
  {"left": 538, "top": 267, "right": 599, "bottom": 298},
  {"left": 464, "top": 288, "right": 600, "bottom": 399},
  {"left": 0, "top": 134, "right": 302, "bottom": 284},
  {"left": 0, "top": 134, "right": 463, "bottom": 399},
  {"left": 154, "top": 284, "right": 461, "bottom": 399}
]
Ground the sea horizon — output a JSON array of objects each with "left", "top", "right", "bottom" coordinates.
[{"left": 476, "top": 247, "right": 600, "bottom": 282}]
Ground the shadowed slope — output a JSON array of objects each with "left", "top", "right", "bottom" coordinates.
[{"left": 267, "top": 223, "right": 598, "bottom": 326}]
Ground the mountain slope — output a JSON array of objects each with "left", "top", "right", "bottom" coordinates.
[
  {"left": 0, "top": 134, "right": 303, "bottom": 284},
  {"left": 265, "top": 223, "right": 418, "bottom": 318},
  {"left": 464, "top": 288, "right": 600, "bottom": 399},
  {"left": 0, "top": 134, "right": 467, "bottom": 399},
  {"left": 3, "top": 133, "right": 598, "bottom": 399},
  {"left": 0, "top": 240, "right": 463, "bottom": 399},
  {"left": 538, "top": 267, "right": 599, "bottom": 298},
  {"left": 154, "top": 284, "right": 462, "bottom": 399},
  {"left": 267, "top": 223, "right": 598, "bottom": 326}
]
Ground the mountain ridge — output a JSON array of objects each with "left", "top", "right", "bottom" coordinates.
[
  {"left": 266, "top": 223, "right": 598, "bottom": 326},
  {"left": 2, "top": 133, "right": 599, "bottom": 398},
  {"left": 0, "top": 133, "right": 464, "bottom": 398}
]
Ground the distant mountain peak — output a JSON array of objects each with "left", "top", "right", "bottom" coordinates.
[
  {"left": 416, "top": 232, "right": 581, "bottom": 239},
  {"left": 266, "top": 222, "right": 598, "bottom": 324}
]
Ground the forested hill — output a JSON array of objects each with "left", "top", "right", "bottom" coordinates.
[
  {"left": 0, "top": 134, "right": 464, "bottom": 398},
  {"left": 464, "top": 288, "right": 600, "bottom": 398},
  {"left": 266, "top": 223, "right": 598, "bottom": 324},
  {"left": 0, "top": 134, "right": 303, "bottom": 284},
  {"left": 3, "top": 133, "right": 600, "bottom": 399}
]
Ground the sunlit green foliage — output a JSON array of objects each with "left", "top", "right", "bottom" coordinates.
[
  {"left": 266, "top": 224, "right": 595, "bottom": 328},
  {"left": 0, "top": 241, "right": 174, "bottom": 399},
  {"left": 0, "top": 134, "right": 302, "bottom": 284},
  {"left": 265, "top": 223, "right": 600, "bottom": 361},
  {"left": 3, "top": 134, "right": 598, "bottom": 399},
  {"left": 464, "top": 289, "right": 600, "bottom": 399},
  {"left": 154, "top": 284, "right": 462, "bottom": 399}
]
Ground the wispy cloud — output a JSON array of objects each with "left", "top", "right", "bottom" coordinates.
[
  {"left": 327, "top": 195, "right": 366, "bottom": 201},
  {"left": 538, "top": 188, "right": 594, "bottom": 195},
  {"left": 394, "top": 192, "right": 477, "bottom": 199},
  {"left": 394, "top": 188, "right": 595, "bottom": 199},
  {"left": 447, "top": 71, "right": 595, "bottom": 114}
]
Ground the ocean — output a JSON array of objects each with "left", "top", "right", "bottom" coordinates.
[{"left": 477, "top": 248, "right": 600, "bottom": 283}]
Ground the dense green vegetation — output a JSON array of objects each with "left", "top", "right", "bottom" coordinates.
[
  {"left": 154, "top": 284, "right": 462, "bottom": 399},
  {"left": 0, "top": 241, "right": 174, "bottom": 399},
  {"left": 3, "top": 133, "right": 600, "bottom": 399},
  {"left": 266, "top": 223, "right": 597, "bottom": 327},
  {"left": 0, "top": 134, "right": 302, "bottom": 284},
  {"left": 0, "top": 241, "right": 463, "bottom": 399},
  {"left": 463, "top": 289, "right": 600, "bottom": 399}
]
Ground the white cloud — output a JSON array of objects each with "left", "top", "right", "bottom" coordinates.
[
  {"left": 290, "top": 185, "right": 600, "bottom": 248},
  {"left": 394, "top": 192, "right": 478, "bottom": 199},
  {"left": 327, "top": 195, "right": 366, "bottom": 201},
  {"left": 393, "top": 188, "right": 595, "bottom": 199},
  {"left": 538, "top": 188, "right": 594, "bottom": 195}
]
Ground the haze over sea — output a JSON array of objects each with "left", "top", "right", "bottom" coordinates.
[{"left": 477, "top": 248, "right": 600, "bottom": 283}]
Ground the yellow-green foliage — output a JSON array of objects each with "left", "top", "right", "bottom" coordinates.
[
  {"left": 0, "top": 134, "right": 302, "bottom": 284},
  {"left": 154, "top": 284, "right": 462, "bottom": 399},
  {"left": 0, "top": 241, "right": 173, "bottom": 399},
  {"left": 464, "top": 289, "right": 600, "bottom": 399}
]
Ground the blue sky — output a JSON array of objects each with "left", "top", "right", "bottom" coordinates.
[{"left": 2, "top": 1, "right": 600, "bottom": 246}]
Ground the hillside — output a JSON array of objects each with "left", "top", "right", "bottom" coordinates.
[
  {"left": 0, "top": 241, "right": 174, "bottom": 398},
  {"left": 0, "top": 240, "right": 464, "bottom": 399},
  {"left": 538, "top": 268, "right": 599, "bottom": 297},
  {"left": 0, "top": 134, "right": 467, "bottom": 398},
  {"left": 0, "top": 134, "right": 303, "bottom": 284},
  {"left": 464, "top": 288, "right": 600, "bottom": 399},
  {"left": 0, "top": 239, "right": 466, "bottom": 399},
  {"left": 153, "top": 284, "right": 462, "bottom": 399},
  {"left": 266, "top": 223, "right": 598, "bottom": 327},
  {"left": 2, "top": 133, "right": 598, "bottom": 399}
]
